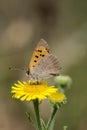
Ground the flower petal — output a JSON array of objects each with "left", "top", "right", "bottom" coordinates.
[
  {"left": 11, "top": 80, "right": 58, "bottom": 101},
  {"left": 49, "top": 92, "right": 66, "bottom": 103}
]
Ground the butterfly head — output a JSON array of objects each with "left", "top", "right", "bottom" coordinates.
[{"left": 26, "top": 69, "right": 30, "bottom": 76}]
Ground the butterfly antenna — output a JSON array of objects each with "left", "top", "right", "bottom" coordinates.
[{"left": 9, "top": 67, "right": 26, "bottom": 72}]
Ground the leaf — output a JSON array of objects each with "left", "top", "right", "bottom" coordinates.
[
  {"left": 26, "top": 112, "right": 34, "bottom": 124},
  {"left": 40, "top": 118, "right": 47, "bottom": 130}
]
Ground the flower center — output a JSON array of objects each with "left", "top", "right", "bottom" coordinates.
[{"left": 29, "top": 81, "right": 43, "bottom": 85}]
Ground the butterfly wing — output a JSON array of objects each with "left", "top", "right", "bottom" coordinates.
[
  {"left": 29, "top": 39, "right": 51, "bottom": 72},
  {"left": 36, "top": 39, "right": 51, "bottom": 53},
  {"left": 31, "top": 54, "right": 60, "bottom": 80}
]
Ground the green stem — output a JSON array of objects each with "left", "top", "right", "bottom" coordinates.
[
  {"left": 33, "top": 99, "right": 42, "bottom": 130},
  {"left": 47, "top": 104, "right": 58, "bottom": 130},
  {"left": 63, "top": 126, "right": 68, "bottom": 130}
]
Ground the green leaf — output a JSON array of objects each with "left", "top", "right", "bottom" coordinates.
[
  {"left": 26, "top": 112, "right": 34, "bottom": 124},
  {"left": 40, "top": 118, "right": 47, "bottom": 130}
]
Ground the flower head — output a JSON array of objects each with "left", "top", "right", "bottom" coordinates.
[
  {"left": 11, "top": 80, "right": 58, "bottom": 101},
  {"left": 49, "top": 92, "right": 66, "bottom": 103}
]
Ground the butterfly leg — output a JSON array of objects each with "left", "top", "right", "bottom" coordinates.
[{"left": 35, "top": 76, "right": 42, "bottom": 85}]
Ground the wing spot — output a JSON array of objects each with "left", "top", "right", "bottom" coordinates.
[
  {"left": 38, "top": 50, "right": 42, "bottom": 52},
  {"left": 46, "top": 48, "right": 49, "bottom": 53},
  {"left": 50, "top": 73, "right": 59, "bottom": 76},
  {"left": 42, "top": 54, "right": 45, "bottom": 57},
  {"left": 34, "top": 60, "right": 37, "bottom": 62},
  {"left": 40, "top": 54, "right": 45, "bottom": 57},
  {"left": 35, "top": 55, "right": 39, "bottom": 58}
]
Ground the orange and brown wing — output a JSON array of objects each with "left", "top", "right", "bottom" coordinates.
[{"left": 29, "top": 39, "right": 51, "bottom": 72}]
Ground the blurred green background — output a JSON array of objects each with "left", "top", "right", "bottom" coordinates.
[{"left": 0, "top": 0, "right": 87, "bottom": 130}]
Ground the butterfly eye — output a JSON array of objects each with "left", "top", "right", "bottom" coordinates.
[{"left": 26, "top": 70, "right": 30, "bottom": 76}]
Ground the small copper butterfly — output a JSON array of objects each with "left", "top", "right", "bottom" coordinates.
[{"left": 26, "top": 39, "right": 60, "bottom": 80}]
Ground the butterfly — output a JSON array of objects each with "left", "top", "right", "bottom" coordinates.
[{"left": 26, "top": 39, "right": 61, "bottom": 80}]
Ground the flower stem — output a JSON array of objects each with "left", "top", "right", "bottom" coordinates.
[
  {"left": 47, "top": 104, "right": 58, "bottom": 130},
  {"left": 33, "top": 99, "right": 42, "bottom": 130}
]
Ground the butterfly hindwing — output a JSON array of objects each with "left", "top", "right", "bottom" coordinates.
[{"left": 31, "top": 54, "right": 60, "bottom": 79}]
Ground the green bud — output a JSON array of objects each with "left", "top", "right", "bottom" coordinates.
[{"left": 54, "top": 75, "right": 72, "bottom": 90}]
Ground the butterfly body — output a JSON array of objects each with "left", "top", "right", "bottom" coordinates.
[{"left": 26, "top": 39, "right": 60, "bottom": 80}]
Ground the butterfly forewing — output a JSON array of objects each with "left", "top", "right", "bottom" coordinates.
[
  {"left": 36, "top": 39, "right": 51, "bottom": 53},
  {"left": 29, "top": 39, "right": 50, "bottom": 72}
]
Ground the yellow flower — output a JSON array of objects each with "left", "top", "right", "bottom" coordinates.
[
  {"left": 49, "top": 92, "right": 66, "bottom": 103},
  {"left": 11, "top": 80, "right": 58, "bottom": 101}
]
